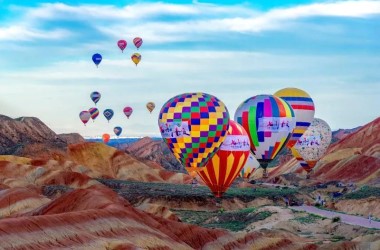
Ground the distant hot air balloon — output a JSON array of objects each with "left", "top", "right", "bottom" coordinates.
[
  {"left": 102, "top": 133, "right": 110, "bottom": 144},
  {"left": 146, "top": 102, "right": 155, "bottom": 113},
  {"left": 240, "top": 152, "right": 260, "bottom": 179},
  {"left": 123, "top": 106, "right": 133, "bottom": 119},
  {"left": 198, "top": 120, "right": 250, "bottom": 198},
  {"left": 117, "top": 40, "right": 127, "bottom": 53},
  {"left": 133, "top": 37, "right": 143, "bottom": 49},
  {"left": 103, "top": 109, "right": 114, "bottom": 122},
  {"left": 89, "top": 107, "right": 99, "bottom": 122},
  {"left": 79, "top": 111, "right": 91, "bottom": 126},
  {"left": 90, "top": 91, "right": 101, "bottom": 105},
  {"left": 291, "top": 118, "right": 332, "bottom": 179},
  {"left": 114, "top": 126, "right": 122, "bottom": 137},
  {"left": 92, "top": 53, "right": 102, "bottom": 68},
  {"left": 131, "top": 53, "right": 141, "bottom": 66},
  {"left": 235, "top": 95, "right": 296, "bottom": 178},
  {"left": 274, "top": 88, "right": 315, "bottom": 148},
  {"left": 158, "top": 92, "right": 230, "bottom": 174}
]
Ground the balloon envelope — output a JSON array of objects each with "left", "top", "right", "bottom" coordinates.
[
  {"left": 117, "top": 40, "right": 127, "bottom": 52},
  {"left": 158, "top": 92, "right": 230, "bottom": 173},
  {"left": 92, "top": 53, "right": 102, "bottom": 67},
  {"left": 102, "top": 133, "right": 110, "bottom": 144},
  {"left": 103, "top": 109, "right": 114, "bottom": 122},
  {"left": 198, "top": 120, "right": 250, "bottom": 198},
  {"left": 123, "top": 106, "right": 133, "bottom": 118},
  {"left": 90, "top": 91, "right": 101, "bottom": 105},
  {"left": 146, "top": 102, "right": 155, "bottom": 113},
  {"left": 133, "top": 37, "right": 143, "bottom": 49},
  {"left": 240, "top": 152, "right": 260, "bottom": 179},
  {"left": 291, "top": 118, "right": 332, "bottom": 173},
  {"left": 79, "top": 111, "right": 91, "bottom": 125},
  {"left": 89, "top": 107, "right": 99, "bottom": 121},
  {"left": 234, "top": 95, "right": 296, "bottom": 173},
  {"left": 114, "top": 126, "right": 122, "bottom": 137},
  {"left": 131, "top": 53, "right": 141, "bottom": 66},
  {"left": 274, "top": 88, "right": 315, "bottom": 148}
]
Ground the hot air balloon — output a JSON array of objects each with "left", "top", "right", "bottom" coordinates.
[
  {"left": 79, "top": 111, "right": 91, "bottom": 126},
  {"left": 240, "top": 152, "right": 260, "bottom": 179},
  {"left": 274, "top": 88, "right": 315, "bottom": 148},
  {"left": 133, "top": 37, "right": 143, "bottom": 49},
  {"left": 123, "top": 106, "right": 133, "bottom": 119},
  {"left": 146, "top": 102, "right": 155, "bottom": 113},
  {"left": 131, "top": 53, "right": 141, "bottom": 66},
  {"left": 114, "top": 126, "right": 122, "bottom": 137},
  {"left": 158, "top": 92, "right": 230, "bottom": 174},
  {"left": 89, "top": 107, "right": 99, "bottom": 122},
  {"left": 198, "top": 120, "right": 250, "bottom": 198},
  {"left": 103, "top": 109, "right": 114, "bottom": 122},
  {"left": 117, "top": 40, "right": 127, "bottom": 53},
  {"left": 92, "top": 53, "right": 102, "bottom": 68},
  {"left": 90, "top": 91, "right": 101, "bottom": 105},
  {"left": 291, "top": 118, "right": 332, "bottom": 179},
  {"left": 102, "top": 133, "right": 110, "bottom": 144},
  {"left": 235, "top": 95, "right": 296, "bottom": 178}
]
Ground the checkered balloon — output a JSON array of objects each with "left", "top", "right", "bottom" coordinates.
[{"left": 158, "top": 93, "right": 230, "bottom": 173}]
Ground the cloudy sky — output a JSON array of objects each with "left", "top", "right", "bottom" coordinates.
[{"left": 0, "top": 0, "right": 379, "bottom": 137}]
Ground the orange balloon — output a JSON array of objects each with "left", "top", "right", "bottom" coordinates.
[{"left": 102, "top": 133, "right": 110, "bottom": 144}]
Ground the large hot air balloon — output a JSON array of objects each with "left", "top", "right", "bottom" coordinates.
[
  {"left": 158, "top": 92, "right": 230, "bottom": 174},
  {"left": 291, "top": 118, "right": 332, "bottom": 179},
  {"left": 123, "top": 106, "right": 133, "bottom": 119},
  {"left": 117, "top": 40, "right": 127, "bottom": 53},
  {"left": 79, "top": 111, "right": 91, "bottom": 126},
  {"left": 103, "top": 109, "right": 114, "bottom": 122},
  {"left": 89, "top": 107, "right": 99, "bottom": 122},
  {"left": 102, "top": 133, "right": 110, "bottom": 144},
  {"left": 133, "top": 37, "right": 143, "bottom": 49},
  {"left": 235, "top": 95, "right": 296, "bottom": 178},
  {"left": 274, "top": 88, "right": 315, "bottom": 148},
  {"left": 92, "top": 53, "right": 102, "bottom": 68},
  {"left": 114, "top": 126, "right": 122, "bottom": 137},
  {"left": 90, "top": 91, "right": 101, "bottom": 105},
  {"left": 198, "top": 120, "right": 250, "bottom": 198},
  {"left": 240, "top": 152, "right": 260, "bottom": 179},
  {"left": 131, "top": 53, "right": 141, "bottom": 66},
  {"left": 146, "top": 102, "right": 155, "bottom": 113}
]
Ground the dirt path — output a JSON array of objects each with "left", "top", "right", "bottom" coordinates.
[{"left": 292, "top": 205, "right": 380, "bottom": 229}]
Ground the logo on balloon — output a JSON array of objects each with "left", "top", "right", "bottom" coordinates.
[
  {"left": 296, "top": 135, "right": 321, "bottom": 148},
  {"left": 220, "top": 135, "right": 250, "bottom": 151},
  {"left": 258, "top": 117, "right": 295, "bottom": 132},
  {"left": 159, "top": 122, "right": 190, "bottom": 138}
]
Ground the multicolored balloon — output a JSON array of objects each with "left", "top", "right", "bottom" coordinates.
[
  {"left": 114, "top": 126, "right": 122, "bottom": 137},
  {"left": 117, "top": 40, "right": 127, "bottom": 53},
  {"left": 240, "top": 152, "right": 260, "bottom": 179},
  {"left": 79, "top": 111, "right": 91, "bottom": 126},
  {"left": 102, "top": 133, "right": 110, "bottom": 144},
  {"left": 92, "top": 53, "right": 102, "bottom": 68},
  {"left": 89, "top": 107, "right": 99, "bottom": 122},
  {"left": 198, "top": 120, "right": 250, "bottom": 198},
  {"left": 131, "top": 53, "right": 141, "bottom": 66},
  {"left": 146, "top": 102, "right": 155, "bottom": 113},
  {"left": 90, "top": 91, "right": 101, "bottom": 105},
  {"left": 291, "top": 118, "right": 332, "bottom": 178},
  {"left": 158, "top": 92, "right": 230, "bottom": 174},
  {"left": 234, "top": 95, "right": 296, "bottom": 178},
  {"left": 103, "top": 109, "right": 114, "bottom": 122},
  {"left": 133, "top": 37, "right": 143, "bottom": 49},
  {"left": 123, "top": 106, "right": 133, "bottom": 119},
  {"left": 274, "top": 88, "right": 315, "bottom": 148}
]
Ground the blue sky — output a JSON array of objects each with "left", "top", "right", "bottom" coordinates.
[{"left": 0, "top": 0, "right": 379, "bottom": 137}]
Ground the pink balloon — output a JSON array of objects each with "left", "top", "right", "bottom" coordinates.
[
  {"left": 123, "top": 106, "right": 133, "bottom": 119},
  {"left": 117, "top": 40, "right": 127, "bottom": 52},
  {"left": 133, "top": 37, "right": 143, "bottom": 49}
]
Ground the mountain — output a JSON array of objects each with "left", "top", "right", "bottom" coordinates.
[{"left": 331, "top": 126, "right": 362, "bottom": 143}]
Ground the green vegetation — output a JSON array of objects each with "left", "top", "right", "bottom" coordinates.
[
  {"left": 293, "top": 214, "right": 325, "bottom": 224},
  {"left": 331, "top": 235, "right": 346, "bottom": 242},
  {"left": 344, "top": 186, "right": 380, "bottom": 199},
  {"left": 332, "top": 216, "right": 341, "bottom": 223},
  {"left": 173, "top": 207, "right": 273, "bottom": 232}
]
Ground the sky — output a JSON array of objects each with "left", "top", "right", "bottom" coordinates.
[{"left": 0, "top": 0, "right": 379, "bottom": 137}]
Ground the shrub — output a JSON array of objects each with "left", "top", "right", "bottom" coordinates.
[{"left": 332, "top": 216, "right": 341, "bottom": 223}]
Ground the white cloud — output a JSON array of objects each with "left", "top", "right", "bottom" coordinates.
[{"left": 0, "top": 25, "right": 71, "bottom": 41}]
